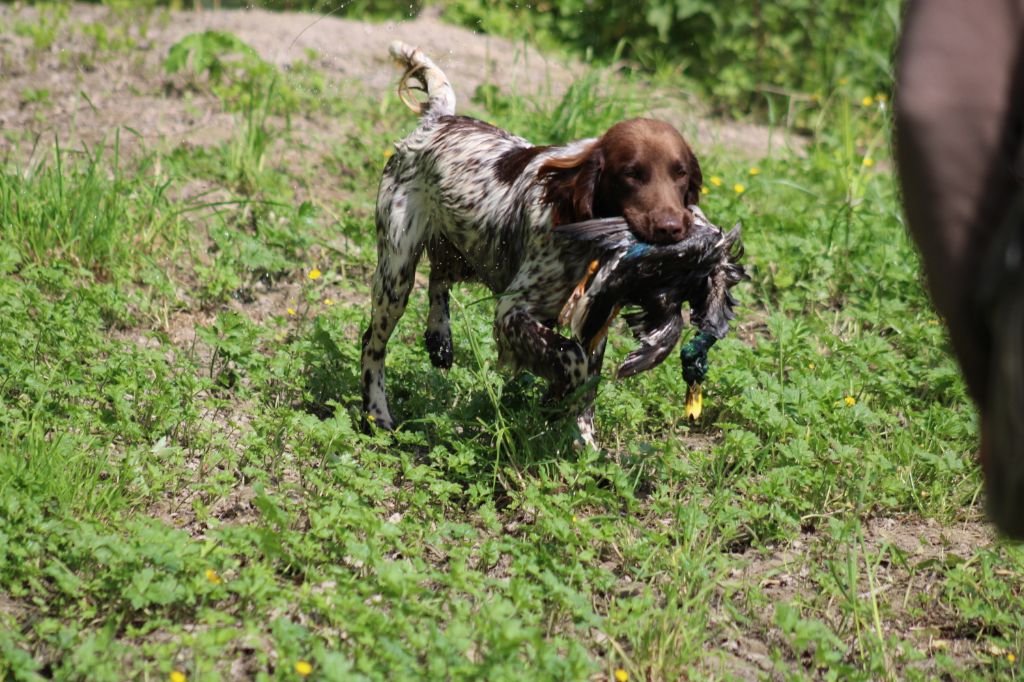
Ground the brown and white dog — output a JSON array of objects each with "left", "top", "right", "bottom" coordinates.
[{"left": 361, "top": 42, "right": 704, "bottom": 442}]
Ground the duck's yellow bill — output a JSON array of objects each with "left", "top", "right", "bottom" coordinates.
[{"left": 685, "top": 383, "right": 703, "bottom": 420}]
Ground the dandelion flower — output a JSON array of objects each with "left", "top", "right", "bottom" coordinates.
[
  {"left": 748, "top": 167, "right": 761, "bottom": 176},
  {"left": 861, "top": 95, "right": 874, "bottom": 107},
  {"left": 1009, "top": 653, "right": 1017, "bottom": 663},
  {"left": 204, "top": 568, "right": 222, "bottom": 585},
  {"left": 700, "top": 186, "right": 710, "bottom": 195},
  {"left": 324, "top": 298, "right": 335, "bottom": 306},
  {"left": 571, "top": 515, "right": 578, "bottom": 524},
  {"left": 733, "top": 183, "right": 745, "bottom": 194},
  {"left": 844, "top": 395, "right": 856, "bottom": 407},
  {"left": 287, "top": 307, "right": 297, "bottom": 316},
  {"left": 709, "top": 175, "right": 723, "bottom": 187},
  {"left": 862, "top": 157, "right": 874, "bottom": 168},
  {"left": 308, "top": 268, "right": 322, "bottom": 281},
  {"left": 295, "top": 661, "right": 313, "bottom": 676},
  {"left": 614, "top": 669, "right": 629, "bottom": 682},
  {"left": 170, "top": 672, "right": 187, "bottom": 682},
  {"left": 383, "top": 148, "right": 395, "bottom": 159}
]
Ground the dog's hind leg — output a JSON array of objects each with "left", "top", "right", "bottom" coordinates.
[
  {"left": 361, "top": 182, "right": 430, "bottom": 431},
  {"left": 424, "top": 236, "right": 475, "bottom": 369}
]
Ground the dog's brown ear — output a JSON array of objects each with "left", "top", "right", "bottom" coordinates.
[
  {"left": 685, "top": 153, "right": 703, "bottom": 207},
  {"left": 539, "top": 144, "right": 604, "bottom": 226}
]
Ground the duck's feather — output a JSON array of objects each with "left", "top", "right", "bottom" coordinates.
[
  {"left": 550, "top": 217, "right": 634, "bottom": 249},
  {"left": 616, "top": 310, "right": 683, "bottom": 378}
]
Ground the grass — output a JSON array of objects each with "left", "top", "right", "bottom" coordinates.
[{"left": 1, "top": 5, "right": 1023, "bottom": 682}]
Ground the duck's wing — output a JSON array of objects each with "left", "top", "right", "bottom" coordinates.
[
  {"left": 552, "top": 217, "right": 635, "bottom": 251},
  {"left": 690, "top": 225, "right": 748, "bottom": 339},
  {"left": 555, "top": 213, "right": 719, "bottom": 263},
  {"left": 616, "top": 304, "right": 683, "bottom": 378}
]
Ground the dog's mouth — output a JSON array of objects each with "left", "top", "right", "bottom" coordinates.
[{"left": 623, "top": 208, "right": 693, "bottom": 245}]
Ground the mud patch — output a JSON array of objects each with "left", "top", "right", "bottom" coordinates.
[{"left": 705, "top": 513, "right": 999, "bottom": 679}]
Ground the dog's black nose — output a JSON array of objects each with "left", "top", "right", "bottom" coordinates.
[{"left": 649, "top": 213, "right": 686, "bottom": 244}]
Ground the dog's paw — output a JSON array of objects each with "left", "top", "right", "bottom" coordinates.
[
  {"left": 574, "top": 413, "right": 599, "bottom": 451},
  {"left": 424, "top": 330, "right": 454, "bottom": 369}
]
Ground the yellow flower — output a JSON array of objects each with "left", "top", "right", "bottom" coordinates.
[
  {"left": 287, "top": 307, "right": 297, "bottom": 316},
  {"left": 324, "top": 298, "right": 335, "bottom": 306},
  {"left": 383, "top": 148, "right": 395, "bottom": 159},
  {"left": 733, "top": 183, "right": 745, "bottom": 194},
  {"left": 307, "top": 268, "right": 322, "bottom": 281},
  {"left": 700, "top": 186, "right": 709, "bottom": 195},
  {"left": 170, "top": 672, "right": 187, "bottom": 682},
  {"left": 808, "top": 362, "right": 815, "bottom": 370},
  {"left": 844, "top": 395, "right": 856, "bottom": 407},
  {"left": 614, "top": 669, "right": 629, "bottom": 682},
  {"left": 1009, "top": 653, "right": 1017, "bottom": 663},
  {"left": 875, "top": 93, "right": 888, "bottom": 103},
  {"left": 204, "top": 568, "right": 222, "bottom": 585},
  {"left": 571, "top": 515, "right": 578, "bottom": 524},
  {"left": 748, "top": 167, "right": 761, "bottom": 176},
  {"left": 709, "top": 175, "right": 723, "bottom": 187},
  {"left": 862, "top": 157, "right": 874, "bottom": 168},
  {"left": 861, "top": 95, "right": 874, "bottom": 107},
  {"left": 295, "top": 661, "right": 313, "bottom": 676}
]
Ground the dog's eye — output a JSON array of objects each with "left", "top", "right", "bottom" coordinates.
[
  {"left": 622, "top": 166, "right": 640, "bottom": 179},
  {"left": 673, "top": 162, "right": 688, "bottom": 178}
]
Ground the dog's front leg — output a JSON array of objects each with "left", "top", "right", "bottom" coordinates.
[
  {"left": 495, "top": 274, "right": 593, "bottom": 421},
  {"left": 575, "top": 336, "right": 607, "bottom": 448},
  {"left": 423, "top": 235, "right": 475, "bottom": 370},
  {"left": 494, "top": 297, "right": 588, "bottom": 403}
]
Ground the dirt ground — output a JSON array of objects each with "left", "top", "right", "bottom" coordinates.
[
  {"left": 0, "top": 3, "right": 802, "bottom": 161},
  {"left": 707, "top": 514, "right": 998, "bottom": 678}
]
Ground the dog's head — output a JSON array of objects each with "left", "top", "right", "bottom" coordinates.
[{"left": 541, "top": 118, "right": 702, "bottom": 244}]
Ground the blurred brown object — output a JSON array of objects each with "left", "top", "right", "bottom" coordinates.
[{"left": 894, "top": 0, "right": 1024, "bottom": 537}]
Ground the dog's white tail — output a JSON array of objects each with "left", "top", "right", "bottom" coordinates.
[{"left": 388, "top": 41, "right": 456, "bottom": 118}]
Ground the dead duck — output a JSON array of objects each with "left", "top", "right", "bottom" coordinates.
[{"left": 553, "top": 205, "right": 746, "bottom": 418}]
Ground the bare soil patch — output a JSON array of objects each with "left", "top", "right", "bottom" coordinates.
[
  {"left": 0, "top": 3, "right": 578, "bottom": 158},
  {"left": 707, "top": 513, "right": 998, "bottom": 679},
  {"left": 0, "top": 3, "right": 798, "bottom": 162}
]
